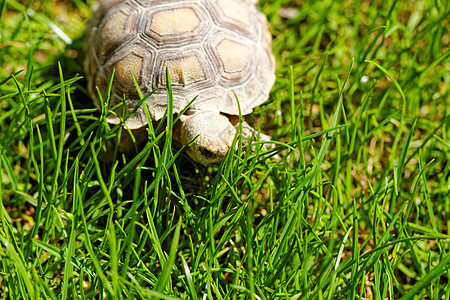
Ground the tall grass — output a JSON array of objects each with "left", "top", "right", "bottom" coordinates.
[{"left": 0, "top": 0, "right": 449, "bottom": 299}]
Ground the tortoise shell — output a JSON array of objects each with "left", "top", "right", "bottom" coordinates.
[{"left": 85, "top": 0, "right": 276, "bottom": 129}]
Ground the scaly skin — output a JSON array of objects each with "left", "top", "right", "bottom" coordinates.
[{"left": 180, "top": 111, "right": 236, "bottom": 166}]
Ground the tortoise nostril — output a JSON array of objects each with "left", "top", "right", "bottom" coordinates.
[{"left": 199, "top": 147, "right": 215, "bottom": 158}]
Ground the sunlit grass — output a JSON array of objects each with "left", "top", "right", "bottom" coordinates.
[{"left": 0, "top": 0, "right": 449, "bottom": 299}]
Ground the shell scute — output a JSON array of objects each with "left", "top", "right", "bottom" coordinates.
[
  {"left": 106, "top": 44, "right": 154, "bottom": 96},
  {"left": 206, "top": 0, "right": 256, "bottom": 36},
  {"left": 145, "top": 6, "right": 208, "bottom": 43},
  {"left": 86, "top": 0, "right": 276, "bottom": 126},
  {"left": 97, "top": 4, "right": 139, "bottom": 59}
]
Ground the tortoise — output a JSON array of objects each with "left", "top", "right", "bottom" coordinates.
[{"left": 85, "top": 0, "right": 276, "bottom": 165}]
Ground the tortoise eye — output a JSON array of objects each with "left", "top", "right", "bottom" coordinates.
[{"left": 199, "top": 147, "right": 215, "bottom": 158}]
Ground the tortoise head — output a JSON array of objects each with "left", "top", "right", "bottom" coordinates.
[{"left": 180, "top": 111, "right": 236, "bottom": 165}]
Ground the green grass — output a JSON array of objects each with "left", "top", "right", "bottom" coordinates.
[{"left": 1, "top": 0, "right": 449, "bottom": 299}]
